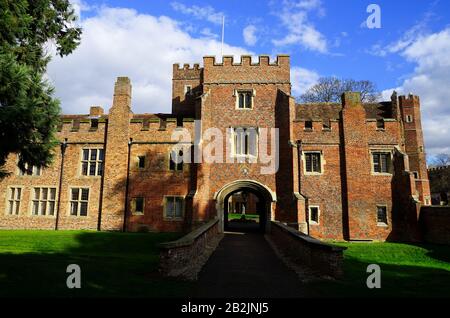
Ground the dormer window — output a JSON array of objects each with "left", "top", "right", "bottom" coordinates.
[{"left": 236, "top": 90, "right": 253, "bottom": 109}]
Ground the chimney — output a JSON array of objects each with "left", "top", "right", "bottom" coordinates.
[{"left": 89, "top": 106, "right": 104, "bottom": 117}]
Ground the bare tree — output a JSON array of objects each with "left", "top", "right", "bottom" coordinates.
[
  {"left": 299, "top": 77, "right": 381, "bottom": 103},
  {"left": 300, "top": 77, "right": 341, "bottom": 103},
  {"left": 433, "top": 153, "right": 450, "bottom": 167}
]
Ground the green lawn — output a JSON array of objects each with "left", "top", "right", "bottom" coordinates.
[
  {"left": 306, "top": 241, "right": 450, "bottom": 297},
  {"left": 0, "top": 230, "right": 192, "bottom": 297},
  {"left": 227, "top": 213, "right": 259, "bottom": 221}
]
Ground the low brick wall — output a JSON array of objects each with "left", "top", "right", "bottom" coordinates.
[
  {"left": 159, "top": 217, "right": 223, "bottom": 280},
  {"left": 269, "top": 221, "right": 346, "bottom": 279},
  {"left": 420, "top": 206, "right": 450, "bottom": 245}
]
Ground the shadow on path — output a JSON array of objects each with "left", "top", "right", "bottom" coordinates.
[{"left": 193, "top": 228, "right": 305, "bottom": 298}]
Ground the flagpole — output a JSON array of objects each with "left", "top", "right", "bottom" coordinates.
[{"left": 221, "top": 15, "right": 225, "bottom": 59}]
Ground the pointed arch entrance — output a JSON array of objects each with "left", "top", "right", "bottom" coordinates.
[{"left": 214, "top": 180, "right": 277, "bottom": 233}]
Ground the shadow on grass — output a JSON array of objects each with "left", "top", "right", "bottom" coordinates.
[
  {"left": 306, "top": 243, "right": 450, "bottom": 298},
  {"left": 0, "top": 231, "right": 193, "bottom": 298}
]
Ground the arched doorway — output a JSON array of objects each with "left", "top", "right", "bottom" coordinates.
[{"left": 214, "top": 180, "right": 277, "bottom": 233}]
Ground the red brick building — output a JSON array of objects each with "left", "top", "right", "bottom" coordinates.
[{"left": 0, "top": 55, "right": 431, "bottom": 241}]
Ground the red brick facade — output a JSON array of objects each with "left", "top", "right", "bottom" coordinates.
[{"left": 0, "top": 55, "right": 431, "bottom": 241}]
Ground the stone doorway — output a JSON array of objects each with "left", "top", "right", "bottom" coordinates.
[{"left": 214, "top": 180, "right": 276, "bottom": 234}]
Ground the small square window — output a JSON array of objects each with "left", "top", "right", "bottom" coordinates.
[
  {"left": 309, "top": 206, "right": 319, "bottom": 224},
  {"left": 142, "top": 119, "right": 150, "bottom": 130},
  {"left": 376, "top": 119, "right": 385, "bottom": 130},
  {"left": 165, "top": 196, "right": 184, "bottom": 219},
  {"left": 169, "top": 150, "right": 184, "bottom": 171},
  {"left": 412, "top": 171, "right": 419, "bottom": 179},
  {"left": 377, "top": 206, "right": 388, "bottom": 225},
  {"left": 134, "top": 197, "right": 144, "bottom": 214},
  {"left": 138, "top": 156, "right": 146, "bottom": 169},
  {"left": 232, "top": 127, "right": 258, "bottom": 158},
  {"left": 322, "top": 120, "right": 331, "bottom": 130},
  {"left": 90, "top": 119, "right": 99, "bottom": 129},
  {"left": 405, "top": 115, "right": 413, "bottom": 123},
  {"left": 372, "top": 152, "right": 391, "bottom": 174},
  {"left": 237, "top": 91, "right": 253, "bottom": 109},
  {"left": 304, "top": 152, "right": 322, "bottom": 173},
  {"left": 184, "top": 85, "right": 192, "bottom": 96},
  {"left": 305, "top": 121, "right": 313, "bottom": 130}
]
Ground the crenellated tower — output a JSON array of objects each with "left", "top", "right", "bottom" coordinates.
[
  {"left": 172, "top": 63, "right": 203, "bottom": 117},
  {"left": 398, "top": 94, "right": 431, "bottom": 205}
]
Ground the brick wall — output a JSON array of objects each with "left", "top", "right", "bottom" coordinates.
[
  {"left": 0, "top": 55, "right": 435, "bottom": 243},
  {"left": 269, "top": 221, "right": 346, "bottom": 278},
  {"left": 159, "top": 217, "right": 223, "bottom": 280},
  {"left": 420, "top": 206, "right": 450, "bottom": 244}
]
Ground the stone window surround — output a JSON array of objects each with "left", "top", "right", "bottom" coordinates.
[
  {"left": 309, "top": 205, "right": 320, "bottom": 225},
  {"left": 30, "top": 186, "right": 57, "bottom": 217},
  {"left": 169, "top": 149, "right": 184, "bottom": 171},
  {"left": 233, "top": 88, "right": 255, "bottom": 110},
  {"left": 405, "top": 114, "right": 414, "bottom": 123},
  {"left": 5, "top": 186, "right": 23, "bottom": 216},
  {"left": 131, "top": 197, "right": 145, "bottom": 215},
  {"left": 16, "top": 156, "right": 42, "bottom": 177},
  {"left": 376, "top": 204, "right": 389, "bottom": 227},
  {"left": 163, "top": 195, "right": 185, "bottom": 221},
  {"left": 80, "top": 148, "right": 104, "bottom": 177},
  {"left": 302, "top": 150, "right": 325, "bottom": 175},
  {"left": 370, "top": 148, "right": 394, "bottom": 176},
  {"left": 184, "top": 85, "right": 193, "bottom": 96},
  {"left": 68, "top": 187, "right": 90, "bottom": 217},
  {"left": 230, "top": 126, "right": 259, "bottom": 160},
  {"left": 137, "top": 155, "right": 146, "bottom": 169}
]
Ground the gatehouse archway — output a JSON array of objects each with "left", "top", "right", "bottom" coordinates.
[{"left": 214, "top": 180, "right": 277, "bottom": 233}]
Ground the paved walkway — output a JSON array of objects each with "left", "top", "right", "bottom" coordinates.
[{"left": 193, "top": 227, "right": 305, "bottom": 298}]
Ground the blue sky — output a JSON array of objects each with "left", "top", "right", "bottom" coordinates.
[{"left": 47, "top": 0, "right": 450, "bottom": 157}]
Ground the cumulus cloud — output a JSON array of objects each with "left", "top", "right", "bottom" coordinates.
[
  {"left": 272, "top": 0, "right": 327, "bottom": 53},
  {"left": 170, "top": 2, "right": 224, "bottom": 25},
  {"left": 46, "top": 6, "right": 250, "bottom": 114},
  {"left": 381, "top": 28, "right": 450, "bottom": 157},
  {"left": 243, "top": 25, "right": 258, "bottom": 46},
  {"left": 291, "top": 66, "right": 320, "bottom": 97}
]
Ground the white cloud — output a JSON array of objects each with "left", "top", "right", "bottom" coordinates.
[
  {"left": 381, "top": 28, "right": 450, "bottom": 157},
  {"left": 272, "top": 0, "right": 327, "bottom": 53},
  {"left": 170, "top": 2, "right": 224, "bottom": 25},
  {"left": 291, "top": 67, "right": 320, "bottom": 97},
  {"left": 368, "top": 9, "right": 434, "bottom": 57},
  {"left": 69, "top": 0, "right": 93, "bottom": 22},
  {"left": 47, "top": 6, "right": 250, "bottom": 114},
  {"left": 200, "top": 28, "right": 218, "bottom": 39},
  {"left": 243, "top": 25, "right": 258, "bottom": 46}
]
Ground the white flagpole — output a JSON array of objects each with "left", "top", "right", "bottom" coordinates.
[{"left": 221, "top": 15, "right": 225, "bottom": 59}]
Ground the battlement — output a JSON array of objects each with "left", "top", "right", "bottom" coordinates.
[
  {"left": 173, "top": 63, "right": 202, "bottom": 80},
  {"left": 399, "top": 94, "right": 420, "bottom": 106},
  {"left": 203, "top": 54, "right": 290, "bottom": 67},
  {"left": 428, "top": 165, "right": 450, "bottom": 172},
  {"left": 202, "top": 55, "right": 290, "bottom": 84}
]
